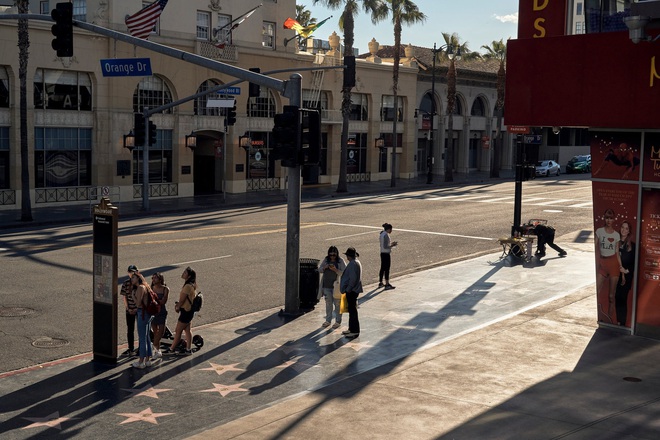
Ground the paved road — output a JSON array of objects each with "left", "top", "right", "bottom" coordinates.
[{"left": 0, "top": 178, "right": 593, "bottom": 373}]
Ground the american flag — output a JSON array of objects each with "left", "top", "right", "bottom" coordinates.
[{"left": 125, "top": 0, "right": 169, "bottom": 39}]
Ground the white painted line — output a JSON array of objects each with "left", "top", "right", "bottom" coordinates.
[
  {"left": 482, "top": 196, "right": 514, "bottom": 203},
  {"left": 326, "top": 230, "right": 377, "bottom": 241},
  {"left": 534, "top": 199, "right": 571, "bottom": 206},
  {"left": 567, "top": 201, "right": 593, "bottom": 208},
  {"left": 139, "top": 255, "right": 232, "bottom": 271},
  {"left": 542, "top": 209, "right": 564, "bottom": 213},
  {"left": 325, "top": 222, "right": 494, "bottom": 241},
  {"left": 520, "top": 197, "right": 547, "bottom": 203}
]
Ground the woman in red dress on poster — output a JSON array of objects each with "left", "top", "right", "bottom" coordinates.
[{"left": 595, "top": 209, "right": 622, "bottom": 323}]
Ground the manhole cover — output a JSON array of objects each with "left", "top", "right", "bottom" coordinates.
[
  {"left": 623, "top": 377, "right": 642, "bottom": 382},
  {"left": 0, "top": 307, "right": 35, "bottom": 317},
  {"left": 32, "top": 337, "right": 69, "bottom": 348}
]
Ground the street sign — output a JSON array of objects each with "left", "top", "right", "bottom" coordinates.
[
  {"left": 507, "top": 125, "right": 530, "bottom": 134},
  {"left": 223, "top": 86, "right": 241, "bottom": 95},
  {"left": 100, "top": 58, "right": 152, "bottom": 77},
  {"left": 524, "top": 134, "right": 543, "bottom": 144},
  {"left": 207, "top": 98, "right": 235, "bottom": 108}
]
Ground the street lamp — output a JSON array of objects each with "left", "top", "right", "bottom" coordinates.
[
  {"left": 123, "top": 130, "right": 135, "bottom": 153},
  {"left": 443, "top": 43, "right": 461, "bottom": 182},
  {"left": 185, "top": 132, "right": 197, "bottom": 151},
  {"left": 425, "top": 43, "right": 460, "bottom": 184}
]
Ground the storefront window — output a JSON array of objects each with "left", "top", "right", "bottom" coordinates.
[
  {"left": 247, "top": 89, "right": 276, "bottom": 118},
  {"left": 133, "top": 130, "right": 173, "bottom": 184},
  {"left": 346, "top": 133, "right": 367, "bottom": 174},
  {"left": 194, "top": 79, "right": 232, "bottom": 116},
  {"left": 34, "top": 127, "right": 92, "bottom": 187},
  {"left": 246, "top": 132, "right": 276, "bottom": 179},
  {"left": 34, "top": 69, "right": 92, "bottom": 111}
]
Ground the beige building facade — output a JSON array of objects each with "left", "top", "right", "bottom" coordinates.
[{"left": 0, "top": 0, "right": 506, "bottom": 211}]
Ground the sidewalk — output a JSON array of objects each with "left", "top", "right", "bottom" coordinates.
[
  {"left": 0, "top": 171, "right": 512, "bottom": 228},
  {"left": 4, "top": 235, "right": 659, "bottom": 439}
]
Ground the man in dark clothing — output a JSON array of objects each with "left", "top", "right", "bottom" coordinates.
[{"left": 525, "top": 223, "right": 567, "bottom": 258}]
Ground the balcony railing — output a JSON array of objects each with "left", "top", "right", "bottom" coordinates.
[{"left": 196, "top": 41, "right": 238, "bottom": 62}]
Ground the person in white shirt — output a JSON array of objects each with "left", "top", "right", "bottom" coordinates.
[{"left": 378, "top": 223, "right": 397, "bottom": 290}]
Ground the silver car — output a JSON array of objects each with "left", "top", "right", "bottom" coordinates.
[{"left": 535, "top": 160, "right": 560, "bottom": 177}]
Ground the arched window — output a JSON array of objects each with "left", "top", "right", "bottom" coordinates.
[
  {"left": 247, "top": 88, "right": 276, "bottom": 118},
  {"left": 419, "top": 92, "right": 436, "bottom": 115},
  {"left": 33, "top": 69, "right": 92, "bottom": 111},
  {"left": 452, "top": 98, "right": 463, "bottom": 116},
  {"left": 194, "top": 79, "right": 232, "bottom": 116},
  {"left": 471, "top": 97, "right": 486, "bottom": 117},
  {"left": 133, "top": 76, "right": 173, "bottom": 114}
]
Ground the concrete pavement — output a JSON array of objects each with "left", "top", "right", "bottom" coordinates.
[{"left": 4, "top": 230, "right": 659, "bottom": 439}]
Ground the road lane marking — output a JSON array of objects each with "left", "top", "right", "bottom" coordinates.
[
  {"left": 325, "top": 222, "right": 494, "bottom": 241},
  {"left": 139, "top": 255, "right": 232, "bottom": 271}
]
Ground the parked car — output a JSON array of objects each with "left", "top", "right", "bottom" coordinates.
[
  {"left": 535, "top": 160, "right": 561, "bottom": 177},
  {"left": 566, "top": 155, "right": 591, "bottom": 173}
]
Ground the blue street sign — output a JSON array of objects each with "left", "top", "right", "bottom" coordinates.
[
  {"left": 100, "top": 58, "right": 152, "bottom": 77},
  {"left": 223, "top": 87, "right": 241, "bottom": 95},
  {"left": 524, "top": 134, "right": 542, "bottom": 144}
]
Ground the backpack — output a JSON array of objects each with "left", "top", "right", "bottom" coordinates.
[
  {"left": 186, "top": 291, "right": 203, "bottom": 313},
  {"left": 143, "top": 286, "right": 161, "bottom": 316}
]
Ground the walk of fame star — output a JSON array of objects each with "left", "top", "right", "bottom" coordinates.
[
  {"left": 198, "top": 362, "right": 244, "bottom": 375},
  {"left": 200, "top": 382, "right": 248, "bottom": 397},
  {"left": 121, "top": 383, "right": 173, "bottom": 399},
  {"left": 116, "top": 407, "right": 174, "bottom": 425},
  {"left": 22, "top": 412, "right": 78, "bottom": 430}
]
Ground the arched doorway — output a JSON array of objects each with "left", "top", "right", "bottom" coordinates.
[{"left": 192, "top": 130, "right": 224, "bottom": 195}]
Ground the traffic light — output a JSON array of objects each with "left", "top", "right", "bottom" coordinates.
[
  {"left": 300, "top": 109, "right": 321, "bottom": 165},
  {"left": 51, "top": 2, "right": 73, "bottom": 57},
  {"left": 148, "top": 121, "right": 157, "bottom": 146},
  {"left": 343, "top": 56, "right": 356, "bottom": 88},
  {"left": 227, "top": 100, "right": 237, "bottom": 126},
  {"left": 248, "top": 67, "right": 261, "bottom": 98},
  {"left": 271, "top": 105, "right": 300, "bottom": 167},
  {"left": 134, "top": 113, "right": 146, "bottom": 146}
]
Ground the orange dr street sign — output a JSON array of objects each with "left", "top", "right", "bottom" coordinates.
[{"left": 507, "top": 125, "right": 530, "bottom": 134}]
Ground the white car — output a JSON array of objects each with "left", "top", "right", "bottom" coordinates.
[{"left": 535, "top": 160, "right": 560, "bottom": 177}]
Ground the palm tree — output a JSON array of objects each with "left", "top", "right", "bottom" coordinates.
[
  {"left": 441, "top": 32, "right": 463, "bottom": 182},
  {"left": 481, "top": 39, "right": 506, "bottom": 178},
  {"left": 16, "top": 0, "right": 32, "bottom": 221},
  {"left": 313, "top": 0, "right": 388, "bottom": 193},
  {"left": 386, "top": 0, "right": 425, "bottom": 188},
  {"left": 296, "top": 5, "right": 317, "bottom": 27}
]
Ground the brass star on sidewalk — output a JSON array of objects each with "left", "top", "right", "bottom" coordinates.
[
  {"left": 22, "top": 412, "right": 78, "bottom": 430},
  {"left": 121, "top": 384, "right": 173, "bottom": 399},
  {"left": 344, "top": 340, "right": 372, "bottom": 351},
  {"left": 198, "top": 362, "right": 244, "bottom": 375},
  {"left": 200, "top": 382, "right": 248, "bottom": 397},
  {"left": 116, "top": 407, "right": 174, "bottom": 425}
]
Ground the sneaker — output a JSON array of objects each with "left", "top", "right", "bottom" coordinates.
[
  {"left": 145, "top": 360, "right": 152, "bottom": 367},
  {"left": 121, "top": 348, "right": 135, "bottom": 356},
  {"left": 162, "top": 348, "right": 173, "bottom": 355},
  {"left": 342, "top": 330, "right": 351, "bottom": 335},
  {"left": 384, "top": 284, "right": 396, "bottom": 290},
  {"left": 559, "top": 250, "right": 567, "bottom": 257},
  {"left": 378, "top": 282, "right": 385, "bottom": 288},
  {"left": 322, "top": 321, "right": 331, "bottom": 328},
  {"left": 176, "top": 348, "right": 193, "bottom": 356},
  {"left": 131, "top": 361, "right": 146, "bottom": 369},
  {"left": 153, "top": 350, "right": 162, "bottom": 359},
  {"left": 344, "top": 332, "right": 359, "bottom": 338},
  {"left": 332, "top": 322, "right": 341, "bottom": 329}
]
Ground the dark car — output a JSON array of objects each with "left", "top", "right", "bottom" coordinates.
[{"left": 566, "top": 155, "right": 591, "bottom": 173}]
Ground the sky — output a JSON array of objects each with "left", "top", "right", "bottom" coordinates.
[{"left": 299, "top": 0, "right": 519, "bottom": 54}]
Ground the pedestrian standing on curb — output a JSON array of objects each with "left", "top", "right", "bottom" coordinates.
[
  {"left": 150, "top": 272, "right": 169, "bottom": 358},
  {"left": 340, "top": 247, "right": 363, "bottom": 339},
  {"left": 318, "top": 246, "right": 346, "bottom": 329},
  {"left": 131, "top": 273, "right": 159, "bottom": 369},
  {"left": 164, "top": 266, "right": 197, "bottom": 356},
  {"left": 378, "top": 223, "right": 398, "bottom": 290},
  {"left": 120, "top": 264, "right": 139, "bottom": 356}
]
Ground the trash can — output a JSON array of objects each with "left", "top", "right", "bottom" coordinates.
[{"left": 299, "top": 258, "right": 320, "bottom": 310}]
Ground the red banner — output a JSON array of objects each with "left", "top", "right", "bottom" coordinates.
[{"left": 518, "top": 0, "right": 568, "bottom": 40}]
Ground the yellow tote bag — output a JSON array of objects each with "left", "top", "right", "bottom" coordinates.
[{"left": 339, "top": 293, "right": 348, "bottom": 314}]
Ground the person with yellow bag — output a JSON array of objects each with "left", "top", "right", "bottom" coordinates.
[
  {"left": 340, "top": 247, "right": 363, "bottom": 339},
  {"left": 318, "top": 246, "right": 346, "bottom": 329}
]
